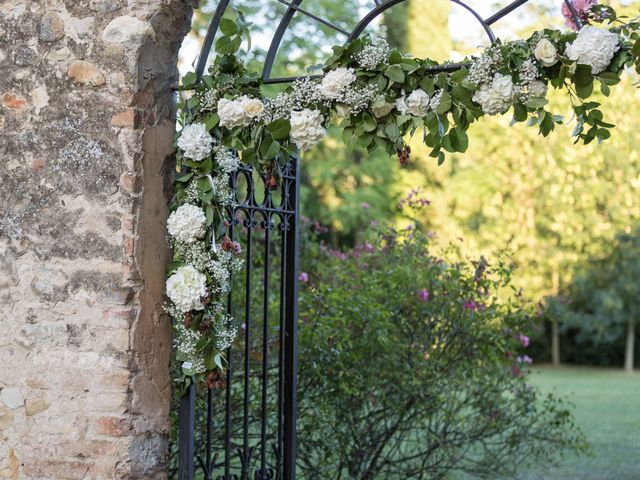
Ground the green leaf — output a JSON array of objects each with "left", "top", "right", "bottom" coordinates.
[
  {"left": 260, "top": 137, "right": 281, "bottom": 159},
  {"left": 267, "top": 118, "right": 291, "bottom": 140},
  {"left": 176, "top": 172, "right": 194, "bottom": 183},
  {"left": 182, "top": 71, "right": 197, "bottom": 88},
  {"left": 204, "top": 349, "right": 217, "bottom": 370},
  {"left": 513, "top": 104, "right": 528, "bottom": 122},
  {"left": 450, "top": 127, "right": 469, "bottom": 153},
  {"left": 215, "top": 35, "right": 242, "bottom": 55},
  {"left": 525, "top": 97, "right": 549, "bottom": 109},
  {"left": 575, "top": 80, "right": 594, "bottom": 99},
  {"left": 363, "top": 114, "right": 377, "bottom": 132},
  {"left": 205, "top": 205, "right": 214, "bottom": 225},
  {"left": 219, "top": 18, "right": 238, "bottom": 36},
  {"left": 384, "top": 65, "right": 405, "bottom": 84},
  {"left": 384, "top": 123, "right": 401, "bottom": 141},
  {"left": 436, "top": 91, "right": 452, "bottom": 114},
  {"left": 204, "top": 113, "right": 219, "bottom": 130},
  {"left": 419, "top": 77, "right": 435, "bottom": 94}
]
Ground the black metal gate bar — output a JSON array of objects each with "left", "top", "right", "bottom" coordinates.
[
  {"left": 260, "top": 223, "right": 271, "bottom": 476},
  {"left": 177, "top": 154, "right": 300, "bottom": 480},
  {"left": 241, "top": 211, "right": 253, "bottom": 479},
  {"left": 178, "top": 382, "right": 196, "bottom": 480},
  {"left": 282, "top": 160, "right": 300, "bottom": 480}
]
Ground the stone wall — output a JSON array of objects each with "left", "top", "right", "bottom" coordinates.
[{"left": 0, "top": 1, "right": 194, "bottom": 478}]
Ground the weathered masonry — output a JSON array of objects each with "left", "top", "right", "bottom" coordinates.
[{"left": 0, "top": 1, "right": 194, "bottom": 478}]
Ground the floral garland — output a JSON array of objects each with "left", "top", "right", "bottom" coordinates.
[{"left": 168, "top": 3, "right": 640, "bottom": 383}]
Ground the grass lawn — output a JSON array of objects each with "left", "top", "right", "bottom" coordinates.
[
  {"left": 449, "top": 366, "right": 640, "bottom": 480},
  {"left": 517, "top": 366, "right": 640, "bottom": 480}
]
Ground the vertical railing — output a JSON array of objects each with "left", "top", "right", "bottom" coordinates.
[
  {"left": 282, "top": 159, "right": 300, "bottom": 480},
  {"left": 177, "top": 154, "right": 300, "bottom": 480},
  {"left": 178, "top": 382, "right": 195, "bottom": 480}
]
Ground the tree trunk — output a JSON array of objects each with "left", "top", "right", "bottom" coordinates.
[
  {"left": 625, "top": 318, "right": 636, "bottom": 373},
  {"left": 551, "top": 319, "right": 561, "bottom": 367},
  {"left": 551, "top": 270, "right": 561, "bottom": 366}
]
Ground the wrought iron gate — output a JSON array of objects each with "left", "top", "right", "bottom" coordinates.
[
  {"left": 177, "top": 155, "right": 300, "bottom": 480},
  {"left": 173, "top": 0, "right": 578, "bottom": 478}
]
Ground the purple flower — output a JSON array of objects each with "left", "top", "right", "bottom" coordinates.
[
  {"left": 517, "top": 355, "right": 533, "bottom": 365},
  {"left": 517, "top": 333, "right": 530, "bottom": 348},
  {"left": 361, "top": 202, "right": 370, "bottom": 209},
  {"left": 419, "top": 289, "right": 430, "bottom": 302},
  {"left": 298, "top": 272, "right": 309, "bottom": 283},
  {"left": 313, "top": 221, "right": 329, "bottom": 234},
  {"left": 463, "top": 300, "right": 478, "bottom": 311}
]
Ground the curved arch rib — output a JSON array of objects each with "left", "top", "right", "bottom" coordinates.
[
  {"left": 348, "top": 0, "right": 497, "bottom": 43},
  {"left": 196, "top": 0, "right": 537, "bottom": 84},
  {"left": 261, "top": 0, "right": 305, "bottom": 84},
  {"left": 196, "top": 0, "right": 232, "bottom": 80}
]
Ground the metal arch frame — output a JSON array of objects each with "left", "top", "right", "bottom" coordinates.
[{"left": 196, "top": 0, "right": 584, "bottom": 84}]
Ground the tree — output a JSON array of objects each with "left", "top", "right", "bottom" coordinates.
[
  {"left": 550, "top": 229, "right": 640, "bottom": 372},
  {"left": 403, "top": 3, "right": 640, "bottom": 364}
]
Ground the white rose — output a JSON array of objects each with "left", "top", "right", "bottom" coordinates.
[
  {"left": 218, "top": 98, "right": 249, "bottom": 128},
  {"left": 239, "top": 96, "right": 264, "bottom": 119},
  {"left": 534, "top": 38, "right": 558, "bottom": 67},
  {"left": 395, "top": 96, "right": 409, "bottom": 115},
  {"left": 167, "top": 203, "right": 207, "bottom": 244},
  {"left": 319, "top": 67, "right": 356, "bottom": 100},
  {"left": 404, "top": 89, "right": 430, "bottom": 117},
  {"left": 565, "top": 26, "right": 620, "bottom": 74},
  {"left": 166, "top": 265, "right": 207, "bottom": 313},
  {"left": 527, "top": 80, "right": 548, "bottom": 98},
  {"left": 472, "top": 73, "right": 514, "bottom": 115},
  {"left": 289, "top": 109, "right": 326, "bottom": 151},
  {"left": 177, "top": 123, "right": 213, "bottom": 162}
]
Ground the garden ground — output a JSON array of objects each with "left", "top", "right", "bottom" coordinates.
[
  {"left": 518, "top": 366, "right": 640, "bottom": 480},
  {"left": 453, "top": 366, "right": 640, "bottom": 480}
]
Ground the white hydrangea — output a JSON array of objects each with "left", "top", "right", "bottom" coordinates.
[
  {"left": 289, "top": 109, "right": 326, "bottom": 150},
  {"left": 396, "top": 89, "right": 430, "bottom": 117},
  {"left": 319, "top": 67, "right": 356, "bottom": 100},
  {"left": 167, "top": 204, "right": 207, "bottom": 244},
  {"left": 218, "top": 96, "right": 264, "bottom": 128},
  {"left": 472, "top": 73, "right": 515, "bottom": 115},
  {"left": 166, "top": 265, "right": 207, "bottom": 313},
  {"left": 218, "top": 98, "right": 246, "bottom": 128},
  {"left": 177, "top": 123, "right": 213, "bottom": 162},
  {"left": 565, "top": 26, "right": 620, "bottom": 74}
]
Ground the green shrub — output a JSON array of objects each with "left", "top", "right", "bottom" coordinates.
[
  {"left": 168, "top": 218, "right": 587, "bottom": 479},
  {"left": 296, "top": 225, "right": 587, "bottom": 479}
]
